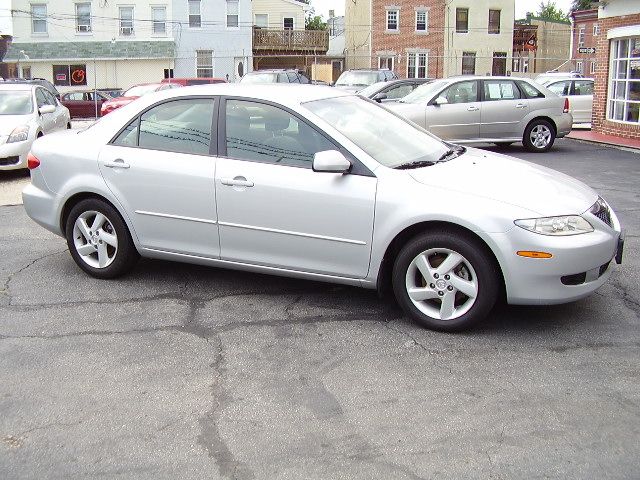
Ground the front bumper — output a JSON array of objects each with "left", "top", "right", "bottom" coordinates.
[
  {"left": 492, "top": 209, "right": 622, "bottom": 305},
  {"left": 0, "top": 138, "right": 31, "bottom": 170}
]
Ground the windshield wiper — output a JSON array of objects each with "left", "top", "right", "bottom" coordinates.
[
  {"left": 437, "top": 145, "right": 466, "bottom": 162},
  {"left": 394, "top": 160, "right": 436, "bottom": 170}
]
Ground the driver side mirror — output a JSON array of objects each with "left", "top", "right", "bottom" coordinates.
[
  {"left": 38, "top": 105, "right": 56, "bottom": 115},
  {"left": 373, "top": 92, "right": 388, "bottom": 103},
  {"left": 433, "top": 96, "right": 448, "bottom": 106},
  {"left": 312, "top": 150, "right": 351, "bottom": 174}
]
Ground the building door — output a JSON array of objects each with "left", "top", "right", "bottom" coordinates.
[
  {"left": 234, "top": 57, "right": 245, "bottom": 82},
  {"left": 492, "top": 52, "right": 507, "bottom": 76}
]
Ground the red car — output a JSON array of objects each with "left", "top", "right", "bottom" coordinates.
[
  {"left": 100, "top": 82, "right": 181, "bottom": 115},
  {"left": 61, "top": 90, "right": 112, "bottom": 118}
]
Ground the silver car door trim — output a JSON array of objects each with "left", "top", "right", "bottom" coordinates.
[
  {"left": 135, "top": 210, "right": 218, "bottom": 225},
  {"left": 218, "top": 221, "right": 367, "bottom": 245},
  {"left": 220, "top": 177, "right": 255, "bottom": 187}
]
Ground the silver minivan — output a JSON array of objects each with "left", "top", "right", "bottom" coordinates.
[
  {"left": 387, "top": 76, "right": 573, "bottom": 152},
  {"left": 543, "top": 77, "right": 594, "bottom": 125}
]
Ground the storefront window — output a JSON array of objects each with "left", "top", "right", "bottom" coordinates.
[{"left": 608, "top": 37, "right": 640, "bottom": 124}]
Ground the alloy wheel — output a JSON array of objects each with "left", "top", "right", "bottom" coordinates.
[
  {"left": 72, "top": 210, "right": 118, "bottom": 269},
  {"left": 529, "top": 124, "right": 552, "bottom": 149}
]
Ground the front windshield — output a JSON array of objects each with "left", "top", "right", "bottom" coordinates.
[
  {"left": 305, "top": 96, "right": 449, "bottom": 168},
  {"left": 401, "top": 79, "right": 448, "bottom": 103},
  {"left": 0, "top": 91, "right": 33, "bottom": 115},
  {"left": 124, "top": 84, "right": 160, "bottom": 97},
  {"left": 240, "top": 73, "right": 278, "bottom": 84},
  {"left": 335, "top": 71, "right": 379, "bottom": 87}
]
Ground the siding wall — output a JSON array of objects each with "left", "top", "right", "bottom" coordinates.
[{"left": 252, "top": 0, "right": 306, "bottom": 30}]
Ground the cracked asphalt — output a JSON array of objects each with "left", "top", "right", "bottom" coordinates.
[{"left": 1, "top": 139, "right": 639, "bottom": 479}]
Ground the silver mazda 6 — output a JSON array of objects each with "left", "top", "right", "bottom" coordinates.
[{"left": 22, "top": 84, "right": 624, "bottom": 331}]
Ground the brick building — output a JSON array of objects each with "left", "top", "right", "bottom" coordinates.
[
  {"left": 570, "top": 8, "right": 599, "bottom": 76},
  {"left": 345, "top": 0, "right": 513, "bottom": 79},
  {"left": 591, "top": 0, "right": 640, "bottom": 140}
]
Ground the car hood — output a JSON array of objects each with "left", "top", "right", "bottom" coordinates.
[
  {"left": 409, "top": 148, "right": 598, "bottom": 217},
  {"left": 0, "top": 115, "right": 34, "bottom": 136}
]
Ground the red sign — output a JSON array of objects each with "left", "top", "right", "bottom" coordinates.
[
  {"left": 524, "top": 34, "right": 537, "bottom": 51},
  {"left": 56, "top": 73, "right": 67, "bottom": 81}
]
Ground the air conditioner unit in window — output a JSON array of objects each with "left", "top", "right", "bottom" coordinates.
[
  {"left": 77, "top": 24, "right": 91, "bottom": 32},
  {"left": 120, "top": 26, "right": 134, "bottom": 36}
]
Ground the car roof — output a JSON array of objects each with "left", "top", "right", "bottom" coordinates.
[{"left": 0, "top": 83, "right": 35, "bottom": 91}]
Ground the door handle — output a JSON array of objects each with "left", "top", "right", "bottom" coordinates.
[
  {"left": 221, "top": 177, "right": 254, "bottom": 187},
  {"left": 515, "top": 103, "right": 527, "bottom": 109},
  {"left": 467, "top": 106, "right": 479, "bottom": 112},
  {"left": 103, "top": 159, "right": 130, "bottom": 169}
]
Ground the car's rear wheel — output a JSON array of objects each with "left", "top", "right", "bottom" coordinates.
[
  {"left": 392, "top": 231, "right": 499, "bottom": 331},
  {"left": 65, "top": 199, "right": 139, "bottom": 279},
  {"left": 523, "top": 119, "right": 555, "bottom": 152}
]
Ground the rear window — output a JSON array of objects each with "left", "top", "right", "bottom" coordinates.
[{"left": 518, "top": 81, "right": 545, "bottom": 98}]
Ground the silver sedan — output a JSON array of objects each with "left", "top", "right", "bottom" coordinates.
[
  {"left": 387, "top": 76, "right": 573, "bottom": 152},
  {"left": 23, "top": 84, "right": 622, "bottom": 331}
]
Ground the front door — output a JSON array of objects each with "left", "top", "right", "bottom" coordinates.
[
  {"left": 215, "top": 99, "right": 377, "bottom": 278},
  {"left": 35, "top": 88, "right": 56, "bottom": 133},
  {"left": 98, "top": 97, "right": 219, "bottom": 258},
  {"left": 425, "top": 80, "right": 481, "bottom": 141},
  {"left": 480, "top": 79, "right": 529, "bottom": 139},
  {"left": 492, "top": 52, "right": 507, "bottom": 76},
  {"left": 234, "top": 57, "right": 245, "bottom": 82}
]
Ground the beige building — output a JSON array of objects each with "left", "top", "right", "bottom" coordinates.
[
  {"left": 512, "top": 14, "right": 572, "bottom": 76},
  {"left": 252, "top": 0, "right": 308, "bottom": 30},
  {"left": 6, "top": 0, "right": 175, "bottom": 91}
]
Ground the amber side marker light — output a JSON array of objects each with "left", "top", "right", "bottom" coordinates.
[
  {"left": 27, "top": 153, "right": 40, "bottom": 170},
  {"left": 517, "top": 251, "right": 553, "bottom": 259}
]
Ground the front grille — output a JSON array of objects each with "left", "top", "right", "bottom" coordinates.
[
  {"left": 0, "top": 156, "right": 19, "bottom": 166},
  {"left": 590, "top": 198, "right": 612, "bottom": 227}
]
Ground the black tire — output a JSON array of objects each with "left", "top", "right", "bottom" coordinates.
[
  {"left": 65, "top": 198, "right": 139, "bottom": 279},
  {"left": 523, "top": 119, "right": 555, "bottom": 152},
  {"left": 391, "top": 231, "right": 499, "bottom": 332},
  {"left": 67, "top": 123, "right": 72, "bottom": 129}
]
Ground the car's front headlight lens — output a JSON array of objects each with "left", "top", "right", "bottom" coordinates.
[
  {"left": 7, "top": 125, "right": 30, "bottom": 143},
  {"left": 514, "top": 216, "right": 594, "bottom": 236}
]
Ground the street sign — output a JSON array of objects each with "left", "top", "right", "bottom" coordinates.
[{"left": 578, "top": 47, "right": 596, "bottom": 54}]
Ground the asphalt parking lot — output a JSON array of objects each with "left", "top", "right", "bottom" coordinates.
[{"left": 1, "top": 138, "right": 639, "bottom": 479}]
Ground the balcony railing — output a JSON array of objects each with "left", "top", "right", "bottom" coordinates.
[{"left": 253, "top": 28, "right": 329, "bottom": 52}]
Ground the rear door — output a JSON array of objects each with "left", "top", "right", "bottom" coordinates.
[
  {"left": 479, "top": 79, "right": 528, "bottom": 139},
  {"left": 98, "top": 97, "right": 219, "bottom": 258},
  {"left": 570, "top": 79, "right": 594, "bottom": 124},
  {"left": 424, "top": 80, "right": 480, "bottom": 141}
]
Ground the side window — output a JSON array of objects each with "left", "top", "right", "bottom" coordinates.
[
  {"left": 43, "top": 90, "right": 58, "bottom": 106},
  {"left": 112, "top": 117, "right": 140, "bottom": 147},
  {"left": 137, "top": 98, "right": 214, "bottom": 154},
  {"left": 278, "top": 73, "right": 288, "bottom": 83},
  {"left": 546, "top": 80, "right": 570, "bottom": 96},
  {"left": 35, "top": 89, "right": 48, "bottom": 108},
  {"left": 385, "top": 84, "right": 414, "bottom": 99},
  {"left": 483, "top": 80, "right": 521, "bottom": 101},
  {"left": 287, "top": 72, "right": 300, "bottom": 83},
  {"left": 299, "top": 74, "right": 310, "bottom": 84},
  {"left": 518, "top": 81, "right": 545, "bottom": 99},
  {"left": 574, "top": 80, "right": 593, "bottom": 96},
  {"left": 225, "top": 99, "right": 336, "bottom": 168},
  {"left": 440, "top": 81, "right": 478, "bottom": 104}
]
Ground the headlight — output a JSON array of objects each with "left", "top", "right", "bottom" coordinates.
[
  {"left": 7, "top": 125, "right": 30, "bottom": 143},
  {"left": 514, "top": 216, "right": 594, "bottom": 236}
]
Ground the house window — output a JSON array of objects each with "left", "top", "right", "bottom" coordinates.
[
  {"left": 189, "top": 0, "right": 201, "bottom": 28},
  {"left": 415, "top": 10, "right": 427, "bottom": 32},
  {"left": 608, "top": 37, "right": 640, "bottom": 123},
  {"left": 462, "top": 52, "right": 476, "bottom": 75},
  {"left": 593, "top": 24, "right": 600, "bottom": 36},
  {"left": 227, "top": 0, "right": 239, "bottom": 28},
  {"left": 22, "top": 66, "right": 32, "bottom": 79},
  {"left": 386, "top": 9, "right": 398, "bottom": 31},
  {"left": 379, "top": 56, "right": 394, "bottom": 71},
  {"left": 119, "top": 7, "right": 134, "bottom": 36},
  {"left": 407, "top": 52, "right": 427, "bottom": 78},
  {"left": 590, "top": 61, "right": 596, "bottom": 74},
  {"left": 578, "top": 27, "right": 585, "bottom": 47},
  {"left": 283, "top": 17, "right": 294, "bottom": 30},
  {"left": 31, "top": 4, "right": 47, "bottom": 34},
  {"left": 255, "top": 14, "right": 268, "bottom": 28},
  {"left": 492, "top": 52, "right": 507, "bottom": 76},
  {"left": 53, "top": 64, "right": 87, "bottom": 86},
  {"left": 196, "top": 50, "right": 213, "bottom": 78},
  {"left": 512, "top": 58, "right": 520, "bottom": 72},
  {"left": 164, "top": 68, "right": 174, "bottom": 79},
  {"left": 75, "top": 3, "right": 91, "bottom": 33},
  {"left": 152, "top": 7, "right": 166, "bottom": 35},
  {"left": 488, "top": 9, "right": 500, "bottom": 34},
  {"left": 456, "top": 8, "right": 468, "bottom": 33},
  {"left": 576, "top": 60, "right": 583, "bottom": 73}
]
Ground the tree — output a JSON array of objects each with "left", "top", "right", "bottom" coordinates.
[
  {"left": 570, "top": 0, "right": 594, "bottom": 12},
  {"left": 537, "top": 1, "right": 567, "bottom": 21},
  {"left": 305, "top": 8, "right": 327, "bottom": 30}
]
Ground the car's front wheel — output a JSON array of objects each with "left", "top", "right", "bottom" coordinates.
[
  {"left": 392, "top": 231, "right": 499, "bottom": 331},
  {"left": 523, "top": 119, "right": 555, "bottom": 152},
  {"left": 65, "top": 198, "right": 139, "bottom": 279}
]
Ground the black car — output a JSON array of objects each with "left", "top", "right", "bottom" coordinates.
[
  {"left": 358, "top": 78, "right": 433, "bottom": 103},
  {"left": 1, "top": 77, "right": 60, "bottom": 99},
  {"left": 333, "top": 69, "right": 399, "bottom": 93},
  {"left": 239, "top": 69, "right": 311, "bottom": 84}
]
